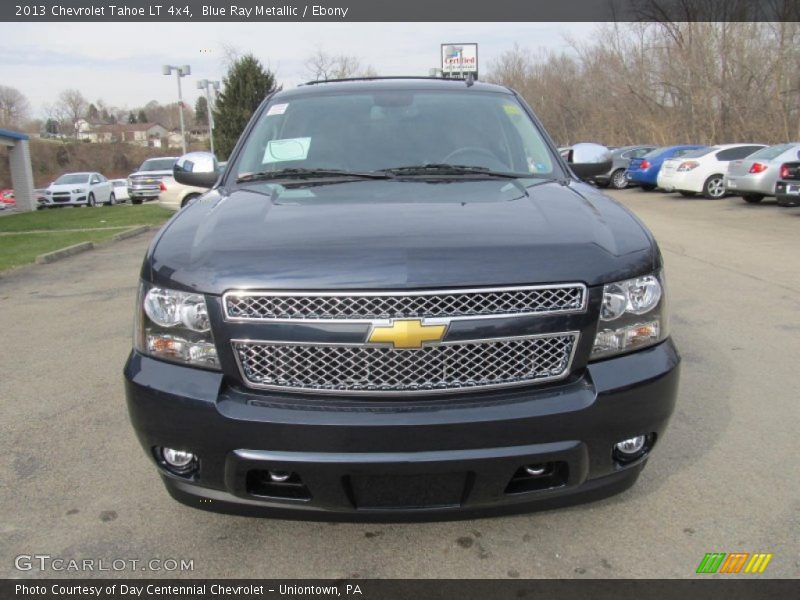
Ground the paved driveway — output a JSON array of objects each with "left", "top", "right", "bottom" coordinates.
[{"left": 1, "top": 191, "right": 798, "bottom": 578}]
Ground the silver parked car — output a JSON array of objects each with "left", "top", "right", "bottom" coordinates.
[
  {"left": 724, "top": 142, "right": 800, "bottom": 203},
  {"left": 593, "top": 145, "right": 656, "bottom": 189}
]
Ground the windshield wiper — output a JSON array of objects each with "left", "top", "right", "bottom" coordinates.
[
  {"left": 236, "top": 168, "right": 394, "bottom": 183},
  {"left": 379, "top": 164, "right": 529, "bottom": 178}
]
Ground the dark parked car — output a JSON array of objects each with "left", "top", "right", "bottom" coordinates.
[
  {"left": 593, "top": 145, "right": 656, "bottom": 189},
  {"left": 625, "top": 145, "right": 706, "bottom": 191},
  {"left": 124, "top": 78, "right": 679, "bottom": 519},
  {"left": 775, "top": 162, "right": 800, "bottom": 206}
]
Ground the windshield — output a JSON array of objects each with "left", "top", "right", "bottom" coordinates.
[
  {"left": 747, "top": 143, "right": 797, "bottom": 160},
  {"left": 642, "top": 147, "right": 665, "bottom": 158},
  {"left": 680, "top": 147, "right": 715, "bottom": 159},
  {"left": 234, "top": 90, "right": 558, "bottom": 181},
  {"left": 139, "top": 158, "right": 177, "bottom": 172},
  {"left": 54, "top": 174, "right": 90, "bottom": 185}
]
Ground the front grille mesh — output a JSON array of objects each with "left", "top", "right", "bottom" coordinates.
[
  {"left": 233, "top": 333, "right": 577, "bottom": 394},
  {"left": 225, "top": 285, "right": 585, "bottom": 321}
]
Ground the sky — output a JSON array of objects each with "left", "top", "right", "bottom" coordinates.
[{"left": 0, "top": 22, "right": 598, "bottom": 119}]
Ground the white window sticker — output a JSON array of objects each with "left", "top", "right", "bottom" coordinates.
[
  {"left": 266, "top": 103, "right": 289, "bottom": 116},
  {"left": 263, "top": 137, "right": 312, "bottom": 163}
]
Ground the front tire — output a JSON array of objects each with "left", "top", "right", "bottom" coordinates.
[
  {"left": 87, "top": 193, "right": 96, "bottom": 207},
  {"left": 610, "top": 169, "right": 628, "bottom": 190},
  {"left": 702, "top": 174, "right": 726, "bottom": 199},
  {"left": 131, "top": 198, "right": 143, "bottom": 205},
  {"left": 742, "top": 194, "right": 764, "bottom": 204}
]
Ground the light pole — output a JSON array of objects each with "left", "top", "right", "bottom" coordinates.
[
  {"left": 162, "top": 64, "right": 191, "bottom": 154},
  {"left": 196, "top": 79, "right": 220, "bottom": 156}
]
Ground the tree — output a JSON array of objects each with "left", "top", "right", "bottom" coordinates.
[
  {"left": 194, "top": 95, "right": 208, "bottom": 126},
  {"left": 87, "top": 103, "right": 99, "bottom": 120},
  {"left": 213, "top": 54, "right": 279, "bottom": 158},
  {"left": 305, "top": 50, "right": 376, "bottom": 81},
  {"left": 45, "top": 118, "right": 59, "bottom": 134},
  {"left": 128, "top": 111, "right": 137, "bottom": 124},
  {"left": 137, "top": 109, "right": 148, "bottom": 124},
  {"left": 56, "top": 89, "right": 88, "bottom": 137},
  {"left": 0, "top": 85, "right": 31, "bottom": 129}
]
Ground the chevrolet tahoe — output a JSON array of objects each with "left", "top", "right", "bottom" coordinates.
[{"left": 124, "top": 78, "right": 680, "bottom": 520}]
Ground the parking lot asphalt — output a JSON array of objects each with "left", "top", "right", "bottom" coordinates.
[{"left": 1, "top": 190, "right": 798, "bottom": 579}]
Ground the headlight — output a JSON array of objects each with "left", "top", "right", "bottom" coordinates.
[
  {"left": 72, "top": 188, "right": 85, "bottom": 193},
  {"left": 127, "top": 178, "right": 133, "bottom": 186},
  {"left": 591, "top": 271, "right": 668, "bottom": 360},
  {"left": 134, "top": 283, "right": 219, "bottom": 369}
]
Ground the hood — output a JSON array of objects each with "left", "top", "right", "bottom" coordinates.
[
  {"left": 48, "top": 183, "right": 88, "bottom": 192},
  {"left": 129, "top": 170, "right": 173, "bottom": 178},
  {"left": 147, "top": 179, "right": 657, "bottom": 294}
]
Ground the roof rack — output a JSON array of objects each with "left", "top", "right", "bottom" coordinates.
[{"left": 300, "top": 76, "right": 472, "bottom": 86}]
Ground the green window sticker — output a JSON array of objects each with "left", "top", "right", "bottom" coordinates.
[{"left": 263, "top": 137, "right": 312, "bottom": 163}]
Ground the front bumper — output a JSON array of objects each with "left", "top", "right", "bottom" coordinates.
[
  {"left": 41, "top": 194, "right": 88, "bottom": 206},
  {"left": 128, "top": 186, "right": 160, "bottom": 200},
  {"left": 124, "top": 340, "right": 680, "bottom": 520}
]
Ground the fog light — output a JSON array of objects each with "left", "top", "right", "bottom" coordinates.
[
  {"left": 614, "top": 435, "right": 647, "bottom": 462},
  {"left": 159, "top": 447, "right": 197, "bottom": 475},
  {"left": 268, "top": 470, "right": 292, "bottom": 483},
  {"left": 524, "top": 464, "right": 548, "bottom": 476}
]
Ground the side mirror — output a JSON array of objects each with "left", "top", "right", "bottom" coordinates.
[
  {"left": 173, "top": 152, "right": 219, "bottom": 188},
  {"left": 566, "top": 143, "right": 613, "bottom": 179}
]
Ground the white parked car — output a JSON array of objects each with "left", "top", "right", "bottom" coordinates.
[
  {"left": 110, "top": 179, "right": 130, "bottom": 202},
  {"left": 724, "top": 142, "right": 800, "bottom": 204},
  {"left": 41, "top": 172, "right": 115, "bottom": 207},
  {"left": 657, "top": 143, "right": 766, "bottom": 199}
]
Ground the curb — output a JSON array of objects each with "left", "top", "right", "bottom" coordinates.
[
  {"left": 35, "top": 241, "right": 94, "bottom": 264},
  {"left": 32, "top": 225, "right": 154, "bottom": 265},
  {"left": 113, "top": 225, "right": 151, "bottom": 241}
]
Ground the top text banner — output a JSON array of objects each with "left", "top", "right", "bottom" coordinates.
[{"left": 3, "top": 0, "right": 799, "bottom": 22}]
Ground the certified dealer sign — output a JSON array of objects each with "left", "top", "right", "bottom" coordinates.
[{"left": 441, "top": 43, "right": 478, "bottom": 76}]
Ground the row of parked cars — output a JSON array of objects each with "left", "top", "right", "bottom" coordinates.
[
  {"left": 27, "top": 156, "right": 218, "bottom": 211},
  {"left": 593, "top": 142, "right": 800, "bottom": 206}
]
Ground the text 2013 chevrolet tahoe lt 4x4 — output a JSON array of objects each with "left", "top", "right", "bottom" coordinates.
[{"left": 124, "top": 78, "right": 679, "bottom": 520}]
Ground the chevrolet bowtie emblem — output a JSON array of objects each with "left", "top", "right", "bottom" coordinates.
[{"left": 367, "top": 319, "right": 447, "bottom": 349}]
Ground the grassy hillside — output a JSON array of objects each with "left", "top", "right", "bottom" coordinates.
[{"left": 0, "top": 139, "right": 177, "bottom": 189}]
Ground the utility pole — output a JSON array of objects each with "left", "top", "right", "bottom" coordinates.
[
  {"left": 162, "top": 64, "right": 191, "bottom": 154},
  {"left": 197, "top": 79, "right": 221, "bottom": 156}
]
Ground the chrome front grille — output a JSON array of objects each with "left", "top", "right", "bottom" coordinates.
[
  {"left": 233, "top": 333, "right": 579, "bottom": 395},
  {"left": 224, "top": 284, "right": 586, "bottom": 322}
]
